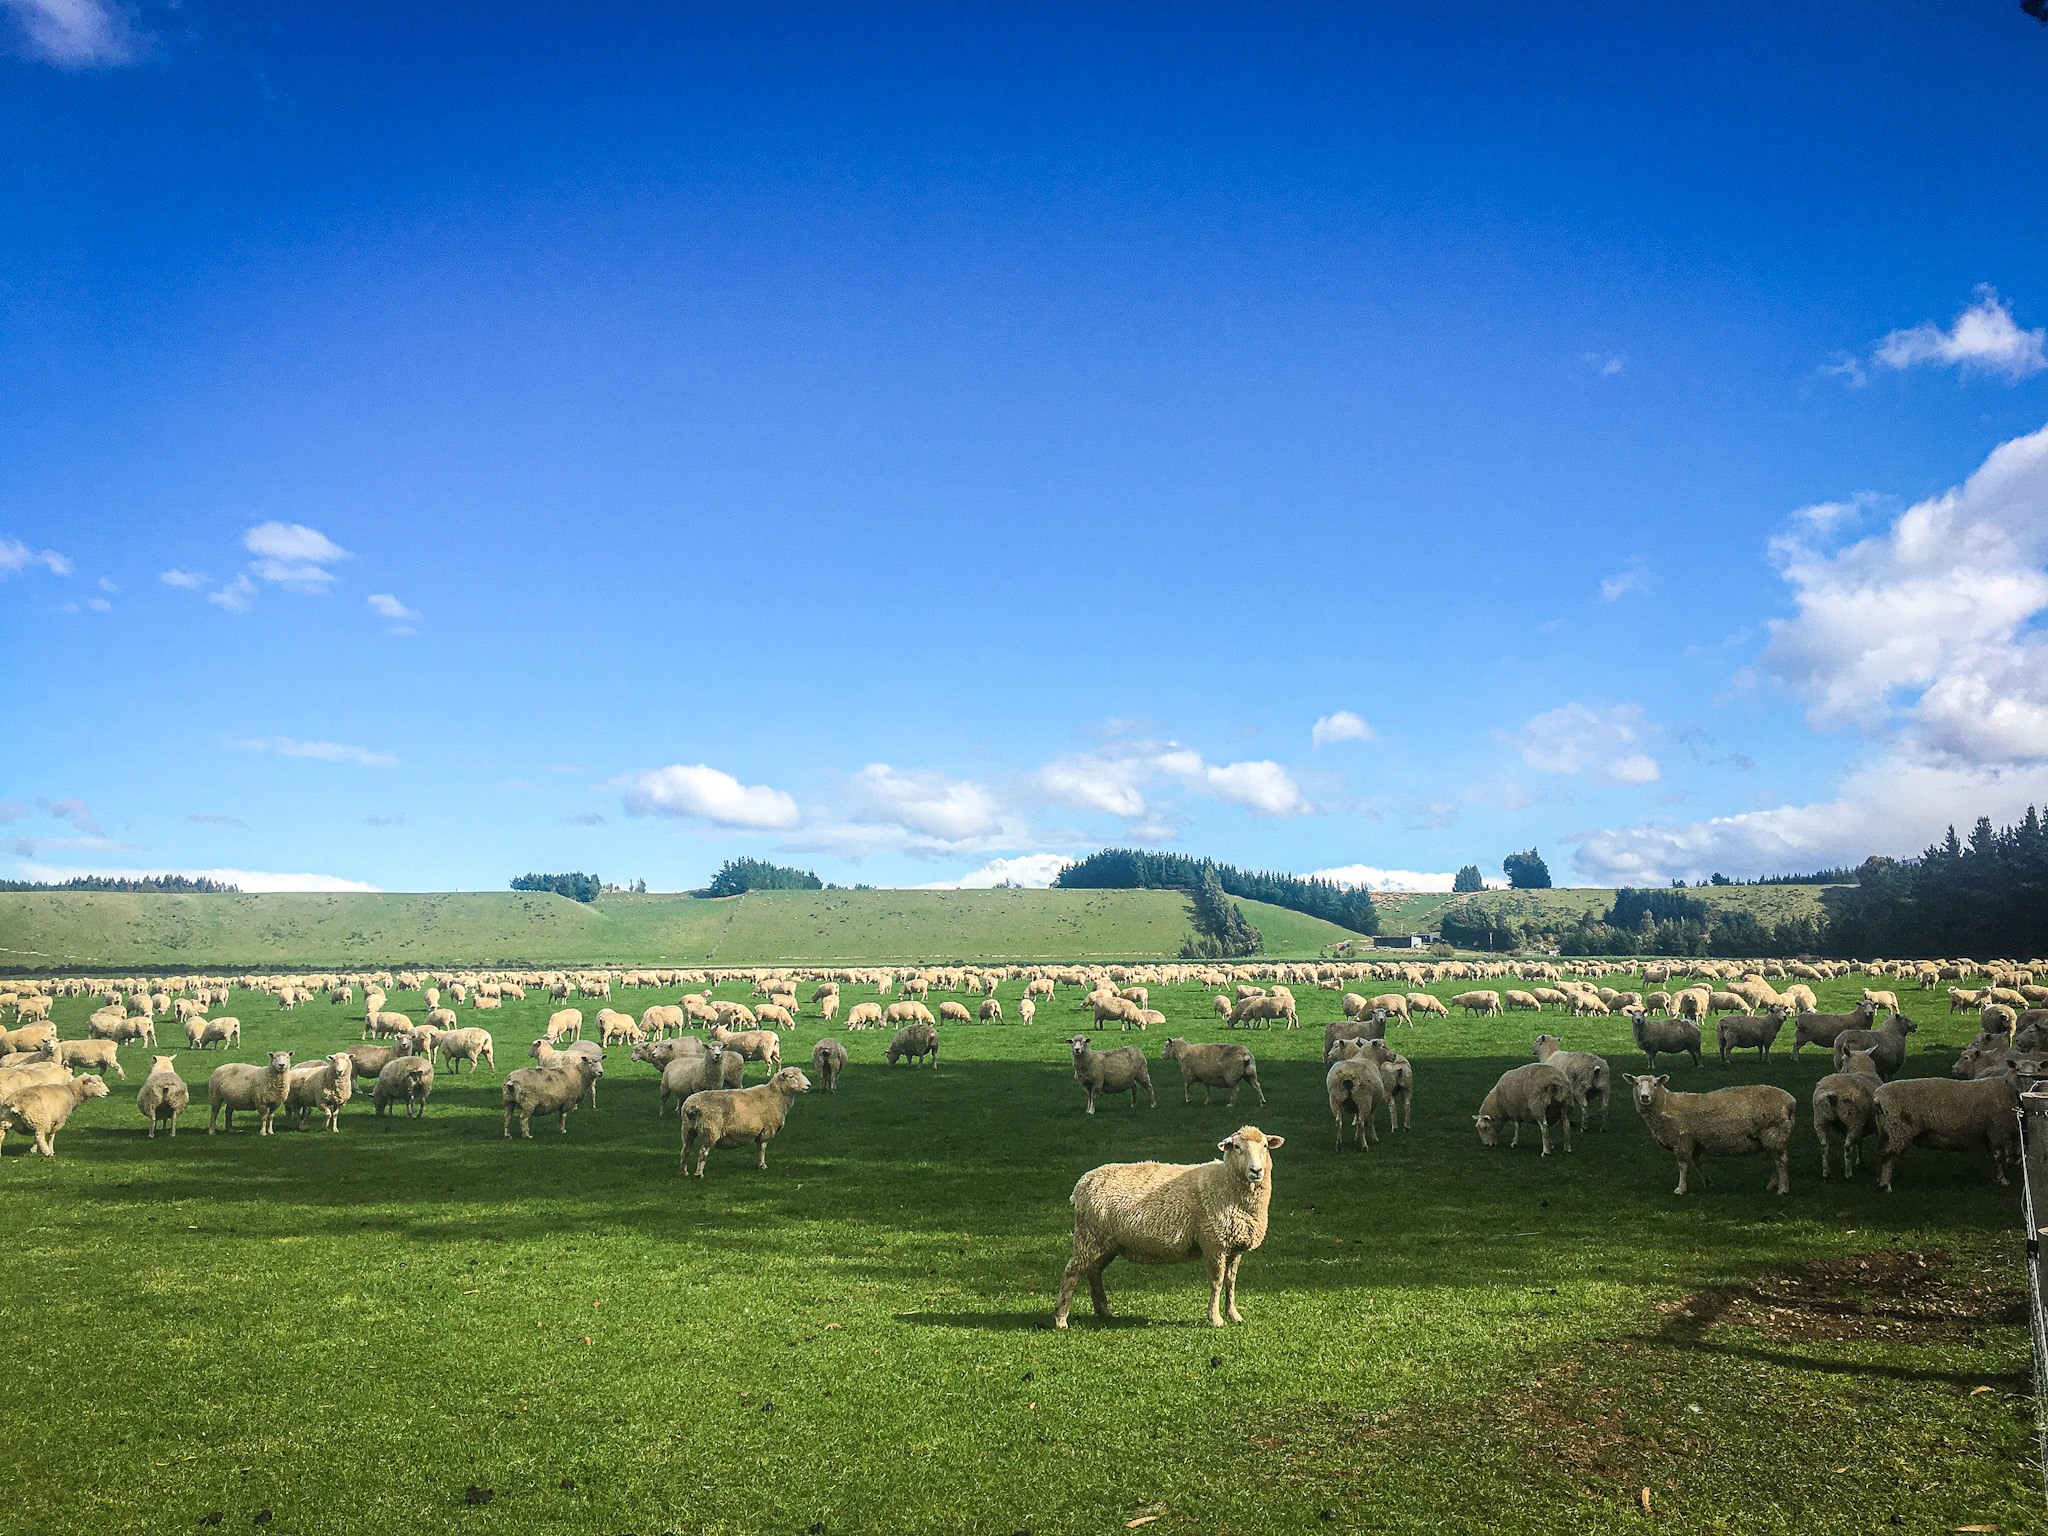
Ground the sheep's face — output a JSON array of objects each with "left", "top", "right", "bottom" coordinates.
[
  {"left": 1162, "top": 1038, "right": 1185, "bottom": 1061},
  {"left": 772, "top": 1067, "right": 812, "bottom": 1094},
  {"left": 1532, "top": 1035, "right": 1561, "bottom": 1060},
  {"left": 1897, "top": 1015, "right": 1919, "bottom": 1035},
  {"left": 1068, "top": 1036, "right": 1092, "bottom": 1059},
  {"left": 1623, "top": 1074, "right": 1670, "bottom": 1112},
  {"left": 1219, "top": 1127, "right": 1281, "bottom": 1185},
  {"left": 1474, "top": 1112, "right": 1499, "bottom": 1147},
  {"left": 267, "top": 1051, "right": 292, "bottom": 1073}
]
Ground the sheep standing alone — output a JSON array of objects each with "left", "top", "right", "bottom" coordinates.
[
  {"left": 679, "top": 1066, "right": 811, "bottom": 1177},
  {"left": 207, "top": 1051, "right": 293, "bottom": 1135},
  {"left": 978, "top": 999, "right": 1003, "bottom": 1024},
  {"left": 844, "top": 1002, "right": 884, "bottom": 1031},
  {"left": 1623, "top": 1075, "right": 1795, "bottom": 1195},
  {"left": 1161, "top": 1038, "right": 1264, "bottom": 1106},
  {"left": 371, "top": 1055, "right": 435, "bottom": 1119},
  {"left": 502, "top": 1054, "right": 604, "bottom": 1138},
  {"left": 1812, "top": 1050, "right": 1881, "bottom": 1180},
  {"left": 136, "top": 1054, "right": 189, "bottom": 1138},
  {"left": 1715, "top": 1006, "right": 1791, "bottom": 1066},
  {"left": 1450, "top": 990, "right": 1504, "bottom": 1018},
  {"left": 884, "top": 1022, "right": 939, "bottom": 1068},
  {"left": 1068, "top": 1036, "right": 1153, "bottom": 1115},
  {"left": 1475, "top": 1064, "right": 1574, "bottom": 1155},
  {"left": 1053, "top": 1126, "right": 1284, "bottom": 1330},
  {"left": 432, "top": 1027, "right": 494, "bottom": 1074},
  {"left": 810, "top": 1037, "right": 847, "bottom": 1093},
  {"left": 1627, "top": 1008, "right": 1702, "bottom": 1071},
  {"left": 0, "top": 1074, "right": 110, "bottom": 1156},
  {"left": 1873, "top": 1073, "right": 2021, "bottom": 1192},
  {"left": 1531, "top": 1034, "right": 1609, "bottom": 1129},
  {"left": 1018, "top": 999, "right": 1035, "bottom": 1027}
]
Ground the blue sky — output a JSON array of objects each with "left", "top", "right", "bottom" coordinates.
[{"left": 5, "top": 3, "right": 2048, "bottom": 894}]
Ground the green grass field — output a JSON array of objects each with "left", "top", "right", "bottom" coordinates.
[
  {"left": 2, "top": 968, "right": 2037, "bottom": 1534},
  {"left": 0, "top": 888, "right": 1360, "bottom": 971}
]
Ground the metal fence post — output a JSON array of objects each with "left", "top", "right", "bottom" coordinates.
[{"left": 2017, "top": 1086, "right": 2048, "bottom": 1503}]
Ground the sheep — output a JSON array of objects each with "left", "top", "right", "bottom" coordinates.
[
  {"left": 1350, "top": 1038, "right": 1413, "bottom": 1129},
  {"left": 1671, "top": 988, "right": 1711, "bottom": 1028},
  {"left": 344, "top": 1042, "right": 402, "bottom": 1086},
  {"left": 679, "top": 1066, "right": 811, "bottom": 1177},
  {"left": 1324, "top": 1011, "right": 1387, "bottom": 1057},
  {"left": 1715, "top": 1005, "right": 1792, "bottom": 1066},
  {"left": 53, "top": 1038, "right": 125, "bottom": 1080},
  {"left": 884, "top": 1022, "right": 939, "bottom": 1068},
  {"left": 1474, "top": 1063, "right": 1574, "bottom": 1155},
  {"left": 371, "top": 1055, "right": 435, "bottom": 1119},
  {"left": 1531, "top": 1034, "right": 1609, "bottom": 1130},
  {"left": 709, "top": 1025, "right": 783, "bottom": 1073},
  {"left": 1161, "top": 1038, "right": 1265, "bottom": 1107},
  {"left": 186, "top": 1017, "right": 240, "bottom": 1052},
  {"left": 1873, "top": 1073, "right": 2021, "bottom": 1192},
  {"left": 754, "top": 1003, "right": 796, "bottom": 1033},
  {"left": 1813, "top": 1050, "right": 1881, "bottom": 1180},
  {"left": 364, "top": 1009, "right": 413, "bottom": 1042},
  {"left": 1054, "top": 1126, "right": 1284, "bottom": 1329},
  {"left": 1863, "top": 987, "right": 1901, "bottom": 1014},
  {"left": 1830, "top": 1013, "right": 1918, "bottom": 1081},
  {"left": 978, "top": 998, "right": 1003, "bottom": 1024},
  {"left": 631, "top": 1036, "right": 703, "bottom": 1072},
  {"left": 658, "top": 1045, "right": 743, "bottom": 1115},
  {"left": 90, "top": 1013, "right": 155, "bottom": 1046},
  {"left": 501, "top": 1054, "right": 604, "bottom": 1138},
  {"left": 810, "top": 1037, "right": 847, "bottom": 1093},
  {"left": 543, "top": 1008, "right": 584, "bottom": 1045},
  {"left": 284, "top": 1053, "right": 355, "bottom": 1131},
  {"left": 1018, "top": 998, "right": 1035, "bottom": 1027},
  {"left": 1781, "top": 983, "right": 1820, "bottom": 1014},
  {"left": 1627, "top": 1008, "right": 1702, "bottom": 1071},
  {"left": 207, "top": 1051, "right": 293, "bottom": 1135},
  {"left": 1504, "top": 989, "right": 1542, "bottom": 1014},
  {"left": 1225, "top": 995, "right": 1294, "bottom": 1030},
  {"left": 0, "top": 1074, "right": 109, "bottom": 1156},
  {"left": 938, "top": 1001, "right": 973, "bottom": 1026},
  {"left": 1623, "top": 1075, "right": 1795, "bottom": 1195},
  {"left": 1406, "top": 992, "right": 1451, "bottom": 1020},
  {"left": 819, "top": 994, "right": 840, "bottom": 1023},
  {"left": 845, "top": 1002, "right": 884, "bottom": 1031},
  {"left": 1090, "top": 993, "right": 1149, "bottom": 1032},
  {"left": 529, "top": 1040, "right": 606, "bottom": 1104},
  {"left": 0, "top": 1021, "right": 55, "bottom": 1057},
  {"left": 136, "top": 1054, "right": 190, "bottom": 1137},
  {"left": 1213, "top": 995, "right": 1233, "bottom": 1020},
  {"left": 641, "top": 1004, "right": 685, "bottom": 1038},
  {"left": 1327, "top": 1052, "right": 1391, "bottom": 1148},
  {"left": 1450, "top": 990, "right": 1504, "bottom": 1018},
  {"left": 392, "top": 1024, "right": 440, "bottom": 1059},
  {"left": 1792, "top": 1000, "right": 1879, "bottom": 1060},
  {"left": 883, "top": 1000, "right": 935, "bottom": 1029},
  {"left": 432, "top": 1027, "right": 494, "bottom": 1074},
  {"left": 1068, "top": 1036, "right": 1153, "bottom": 1115}
]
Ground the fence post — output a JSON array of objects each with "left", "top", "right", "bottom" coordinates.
[{"left": 2017, "top": 1085, "right": 2048, "bottom": 1504}]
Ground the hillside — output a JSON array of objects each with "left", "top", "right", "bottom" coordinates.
[
  {"left": 0, "top": 887, "right": 1361, "bottom": 971},
  {"left": 1436, "top": 883, "right": 1839, "bottom": 932}
]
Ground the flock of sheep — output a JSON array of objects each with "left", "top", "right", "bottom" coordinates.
[{"left": 0, "top": 951, "right": 2040, "bottom": 1325}]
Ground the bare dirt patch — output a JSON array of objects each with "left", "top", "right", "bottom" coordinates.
[{"left": 1652, "top": 1247, "right": 2021, "bottom": 1344}]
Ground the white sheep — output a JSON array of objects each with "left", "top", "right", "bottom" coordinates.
[
  {"left": 1326, "top": 1051, "right": 1390, "bottom": 1149},
  {"left": 658, "top": 1045, "right": 743, "bottom": 1115},
  {"left": 1623, "top": 1075, "right": 1795, "bottom": 1195},
  {"left": 1053, "top": 1126, "right": 1284, "bottom": 1329},
  {"left": 207, "top": 1051, "right": 293, "bottom": 1135},
  {"left": 679, "top": 1066, "right": 811, "bottom": 1177},
  {"left": 136, "top": 1054, "right": 190, "bottom": 1137},
  {"left": 0, "top": 1073, "right": 110, "bottom": 1156},
  {"left": 433, "top": 1027, "right": 495, "bottom": 1074},
  {"left": 1475, "top": 1063, "right": 1574, "bottom": 1155},
  {"left": 709, "top": 1025, "right": 784, "bottom": 1072},
  {"left": 53, "top": 1038, "right": 125, "bottom": 1080},
  {"left": 1018, "top": 998, "right": 1035, "bottom": 1027},
  {"left": 1531, "top": 1034, "right": 1609, "bottom": 1130},
  {"left": 1161, "top": 1038, "right": 1264, "bottom": 1107},
  {"left": 810, "top": 1037, "right": 848, "bottom": 1093},
  {"left": 371, "top": 1055, "right": 435, "bottom": 1119},
  {"left": 1872, "top": 1073, "right": 2021, "bottom": 1192},
  {"left": 501, "top": 1054, "right": 604, "bottom": 1138},
  {"left": 1812, "top": 1050, "right": 1881, "bottom": 1180},
  {"left": 284, "top": 1053, "right": 355, "bottom": 1131},
  {"left": 1068, "top": 1036, "right": 1153, "bottom": 1114}
]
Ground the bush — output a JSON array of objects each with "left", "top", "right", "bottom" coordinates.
[
  {"left": 1502, "top": 849, "right": 1552, "bottom": 889},
  {"left": 1452, "top": 864, "right": 1484, "bottom": 893},
  {"left": 703, "top": 858, "right": 823, "bottom": 898},
  {"left": 509, "top": 872, "right": 601, "bottom": 903}
]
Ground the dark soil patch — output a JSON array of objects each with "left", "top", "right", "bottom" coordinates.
[{"left": 1653, "top": 1248, "right": 2022, "bottom": 1344}]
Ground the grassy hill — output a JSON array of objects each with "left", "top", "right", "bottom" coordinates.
[
  {"left": 0, "top": 887, "right": 1362, "bottom": 971},
  {"left": 1367, "top": 883, "right": 1840, "bottom": 936}
]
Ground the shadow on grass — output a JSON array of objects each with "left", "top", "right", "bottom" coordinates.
[
  {"left": 1659, "top": 1334, "right": 2028, "bottom": 1387},
  {"left": 891, "top": 1310, "right": 1060, "bottom": 1330}
]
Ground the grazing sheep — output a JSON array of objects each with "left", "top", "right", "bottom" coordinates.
[
  {"left": 1623, "top": 1075, "right": 1795, "bottom": 1195},
  {"left": 754, "top": 1003, "right": 796, "bottom": 1033},
  {"left": 936, "top": 1000, "right": 973, "bottom": 1026},
  {"left": 1531, "top": 1034, "right": 1609, "bottom": 1130},
  {"left": 596, "top": 1009, "right": 645, "bottom": 1047},
  {"left": 1225, "top": 995, "right": 1295, "bottom": 1031},
  {"left": 1781, "top": 983, "right": 1820, "bottom": 1014},
  {"left": 978, "top": 998, "right": 1003, "bottom": 1024},
  {"left": 631, "top": 1036, "right": 704, "bottom": 1072},
  {"left": 501, "top": 1054, "right": 604, "bottom": 1138},
  {"left": 1792, "top": 1000, "right": 1879, "bottom": 1060},
  {"left": 1018, "top": 998, "right": 1035, "bottom": 1027},
  {"left": 810, "top": 1037, "right": 847, "bottom": 1093},
  {"left": 883, "top": 1000, "right": 936, "bottom": 1030},
  {"left": 371, "top": 1055, "right": 435, "bottom": 1119},
  {"left": 53, "top": 1038, "right": 124, "bottom": 1080},
  {"left": 543, "top": 1008, "right": 584, "bottom": 1045},
  {"left": 1813, "top": 1050, "right": 1881, "bottom": 1180},
  {"left": 1068, "top": 1036, "right": 1153, "bottom": 1115},
  {"left": 1873, "top": 1073, "right": 2021, "bottom": 1193},
  {"left": 1089, "top": 993, "right": 1149, "bottom": 1032},
  {"left": 1161, "top": 1038, "right": 1265, "bottom": 1107},
  {"left": 207, "top": 1051, "right": 293, "bottom": 1135},
  {"left": 1406, "top": 992, "right": 1451, "bottom": 1020},
  {"left": 1450, "top": 990, "right": 1505, "bottom": 1018},
  {"left": 136, "top": 1055, "right": 189, "bottom": 1137},
  {"left": 708, "top": 1025, "right": 784, "bottom": 1072},
  {"left": 344, "top": 1042, "right": 401, "bottom": 1086},
  {"left": 0, "top": 1074, "right": 109, "bottom": 1156},
  {"left": 1213, "top": 995, "right": 1233, "bottom": 1020},
  {"left": 184, "top": 1017, "right": 240, "bottom": 1051},
  {"left": 1715, "top": 1005, "right": 1792, "bottom": 1066},
  {"left": 1627, "top": 1008, "right": 1702, "bottom": 1071},
  {"left": 1830, "top": 1013, "right": 1918, "bottom": 1081},
  {"left": 679, "top": 1066, "right": 811, "bottom": 1177},
  {"left": 363, "top": 1009, "right": 413, "bottom": 1042},
  {"left": 1326, "top": 1051, "right": 1391, "bottom": 1148},
  {"left": 1504, "top": 990, "right": 1542, "bottom": 1014},
  {"left": 284, "top": 1053, "right": 355, "bottom": 1131},
  {"left": 658, "top": 1045, "right": 743, "bottom": 1115},
  {"left": 1474, "top": 1063, "right": 1574, "bottom": 1155},
  {"left": 432, "top": 1027, "right": 494, "bottom": 1074},
  {"left": 1054, "top": 1126, "right": 1284, "bottom": 1329},
  {"left": 884, "top": 1022, "right": 939, "bottom": 1068},
  {"left": 89, "top": 1013, "right": 155, "bottom": 1047},
  {"left": 844, "top": 1002, "right": 884, "bottom": 1031}
]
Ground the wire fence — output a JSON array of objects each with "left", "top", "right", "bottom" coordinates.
[{"left": 2016, "top": 1081, "right": 2048, "bottom": 1502}]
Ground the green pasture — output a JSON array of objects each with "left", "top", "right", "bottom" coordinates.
[
  {"left": 0, "top": 887, "right": 1359, "bottom": 971},
  {"left": 0, "top": 969, "right": 2037, "bottom": 1535}
]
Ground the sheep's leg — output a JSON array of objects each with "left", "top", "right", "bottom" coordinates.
[
  {"left": 34, "top": 1129, "right": 52, "bottom": 1156},
  {"left": 1511, "top": 1121, "right": 1522, "bottom": 1148},
  {"left": 1558, "top": 1114, "right": 1572, "bottom": 1154},
  {"left": 1204, "top": 1252, "right": 1228, "bottom": 1327},
  {"left": 1816, "top": 1128, "right": 1832, "bottom": 1181},
  {"left": 1223, "top": 1252, "right": 1245, "bottom": 1324},
  {"left": 1084, "top": 1089, "right": 1096, "bottom": 1116},
  {"left": 756, "top": 1136, "right": 768, "bottom": 1169},
  {"left": 1771, "top": 1146, "right": 1789, "bottom": 1195}
]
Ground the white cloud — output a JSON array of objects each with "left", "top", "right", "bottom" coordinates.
[
  {"left": 913, "top": 853, "right": 1073, "bottom": 889},
  {"left": 1311, "top": 711, "right": 1375, "bottom": 747},
  {"left": 1763, "top": 421, "right": 2048, "bottom": 766},
  {"left": 244, "top": 521, "right": 351, "bottom": 590},
  {"left": 1196, "top": 758, "right": 1310, "bottom": 816},
  {"left": 0, "top": 537, "right": 72, "bottom": 577},
  {"left": 611, "top": 764, "right": 801, "bottom": 830},
  {"left": 16, "top": 863, "right": 379, "bottom": 893},
  {"left": 230, "top": 736, "right": 400, "bottom": 768},
  {"left": 1581, "top": 352, "right": 1624, "bottom": 376},
  {"left": 1, "top": 0, "right": 136, "bottom": 65},
  {"left": 1515, "top": 702, "right": 1662, "bottom": 785},
  {"left": 368, "top": 593, "right": 417, "bottom": 620},
  {"left": 159, "top": 568, "right": 209, "bottom": 588},
  {"left": 3, "top": 836, "right": 141, "bottom": 858},
  {"left": 1310, "top": 864, "right": 1505, "bottom": 893},
  {"left": 844, "top": 763, "right": 1005, "bottom": 841},
  {"left": 1600, "top": 565, "right": 1653, "bottom": 601},
  {"left": 1038, "top": 740, "right": 1311, "bottom": 821},
  {"left": 189, "top": 814, "right": 249, "bottom": 830},
  {"left": 208, "top": 574, "right": 256, "bottom": 613},
  {"left": 97, "top": 576, "right": 117, "bottom": 593},
  {"left": 1871, "top": 287, "right": 2046, "bottom": 381},
  {"left": 35, "top": 796, "right": 101, "bottom": 834},
  {"left": 86, "top": 595, "right": 110, "bottom": 612}
]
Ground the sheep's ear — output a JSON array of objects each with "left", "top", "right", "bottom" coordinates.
[
  {"left": 1263, "top": 1135, "right": 1283, "bottom": 1149},
  {"left": 1655, "top": 1075, "right": 1669, "bottom": 1086},
  {"left": 1217, "top": 1136, "right": 1236, "bottom": 1152}
]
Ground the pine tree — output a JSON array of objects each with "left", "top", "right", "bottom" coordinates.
[{"left": 1452, "top": 864, "right": 1484, "bottom": 893}]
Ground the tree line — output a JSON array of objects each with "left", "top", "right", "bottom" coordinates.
[
  {"left": 0, "top": 874, "right": 242, "bottom": 894},
  {"left": 1052, "top": 848, "right": 1381, "bottom": 934}
]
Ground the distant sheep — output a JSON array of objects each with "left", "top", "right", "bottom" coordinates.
[{"left": 1450, "top": 990, "right": 1504, "bottom": 1018}]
